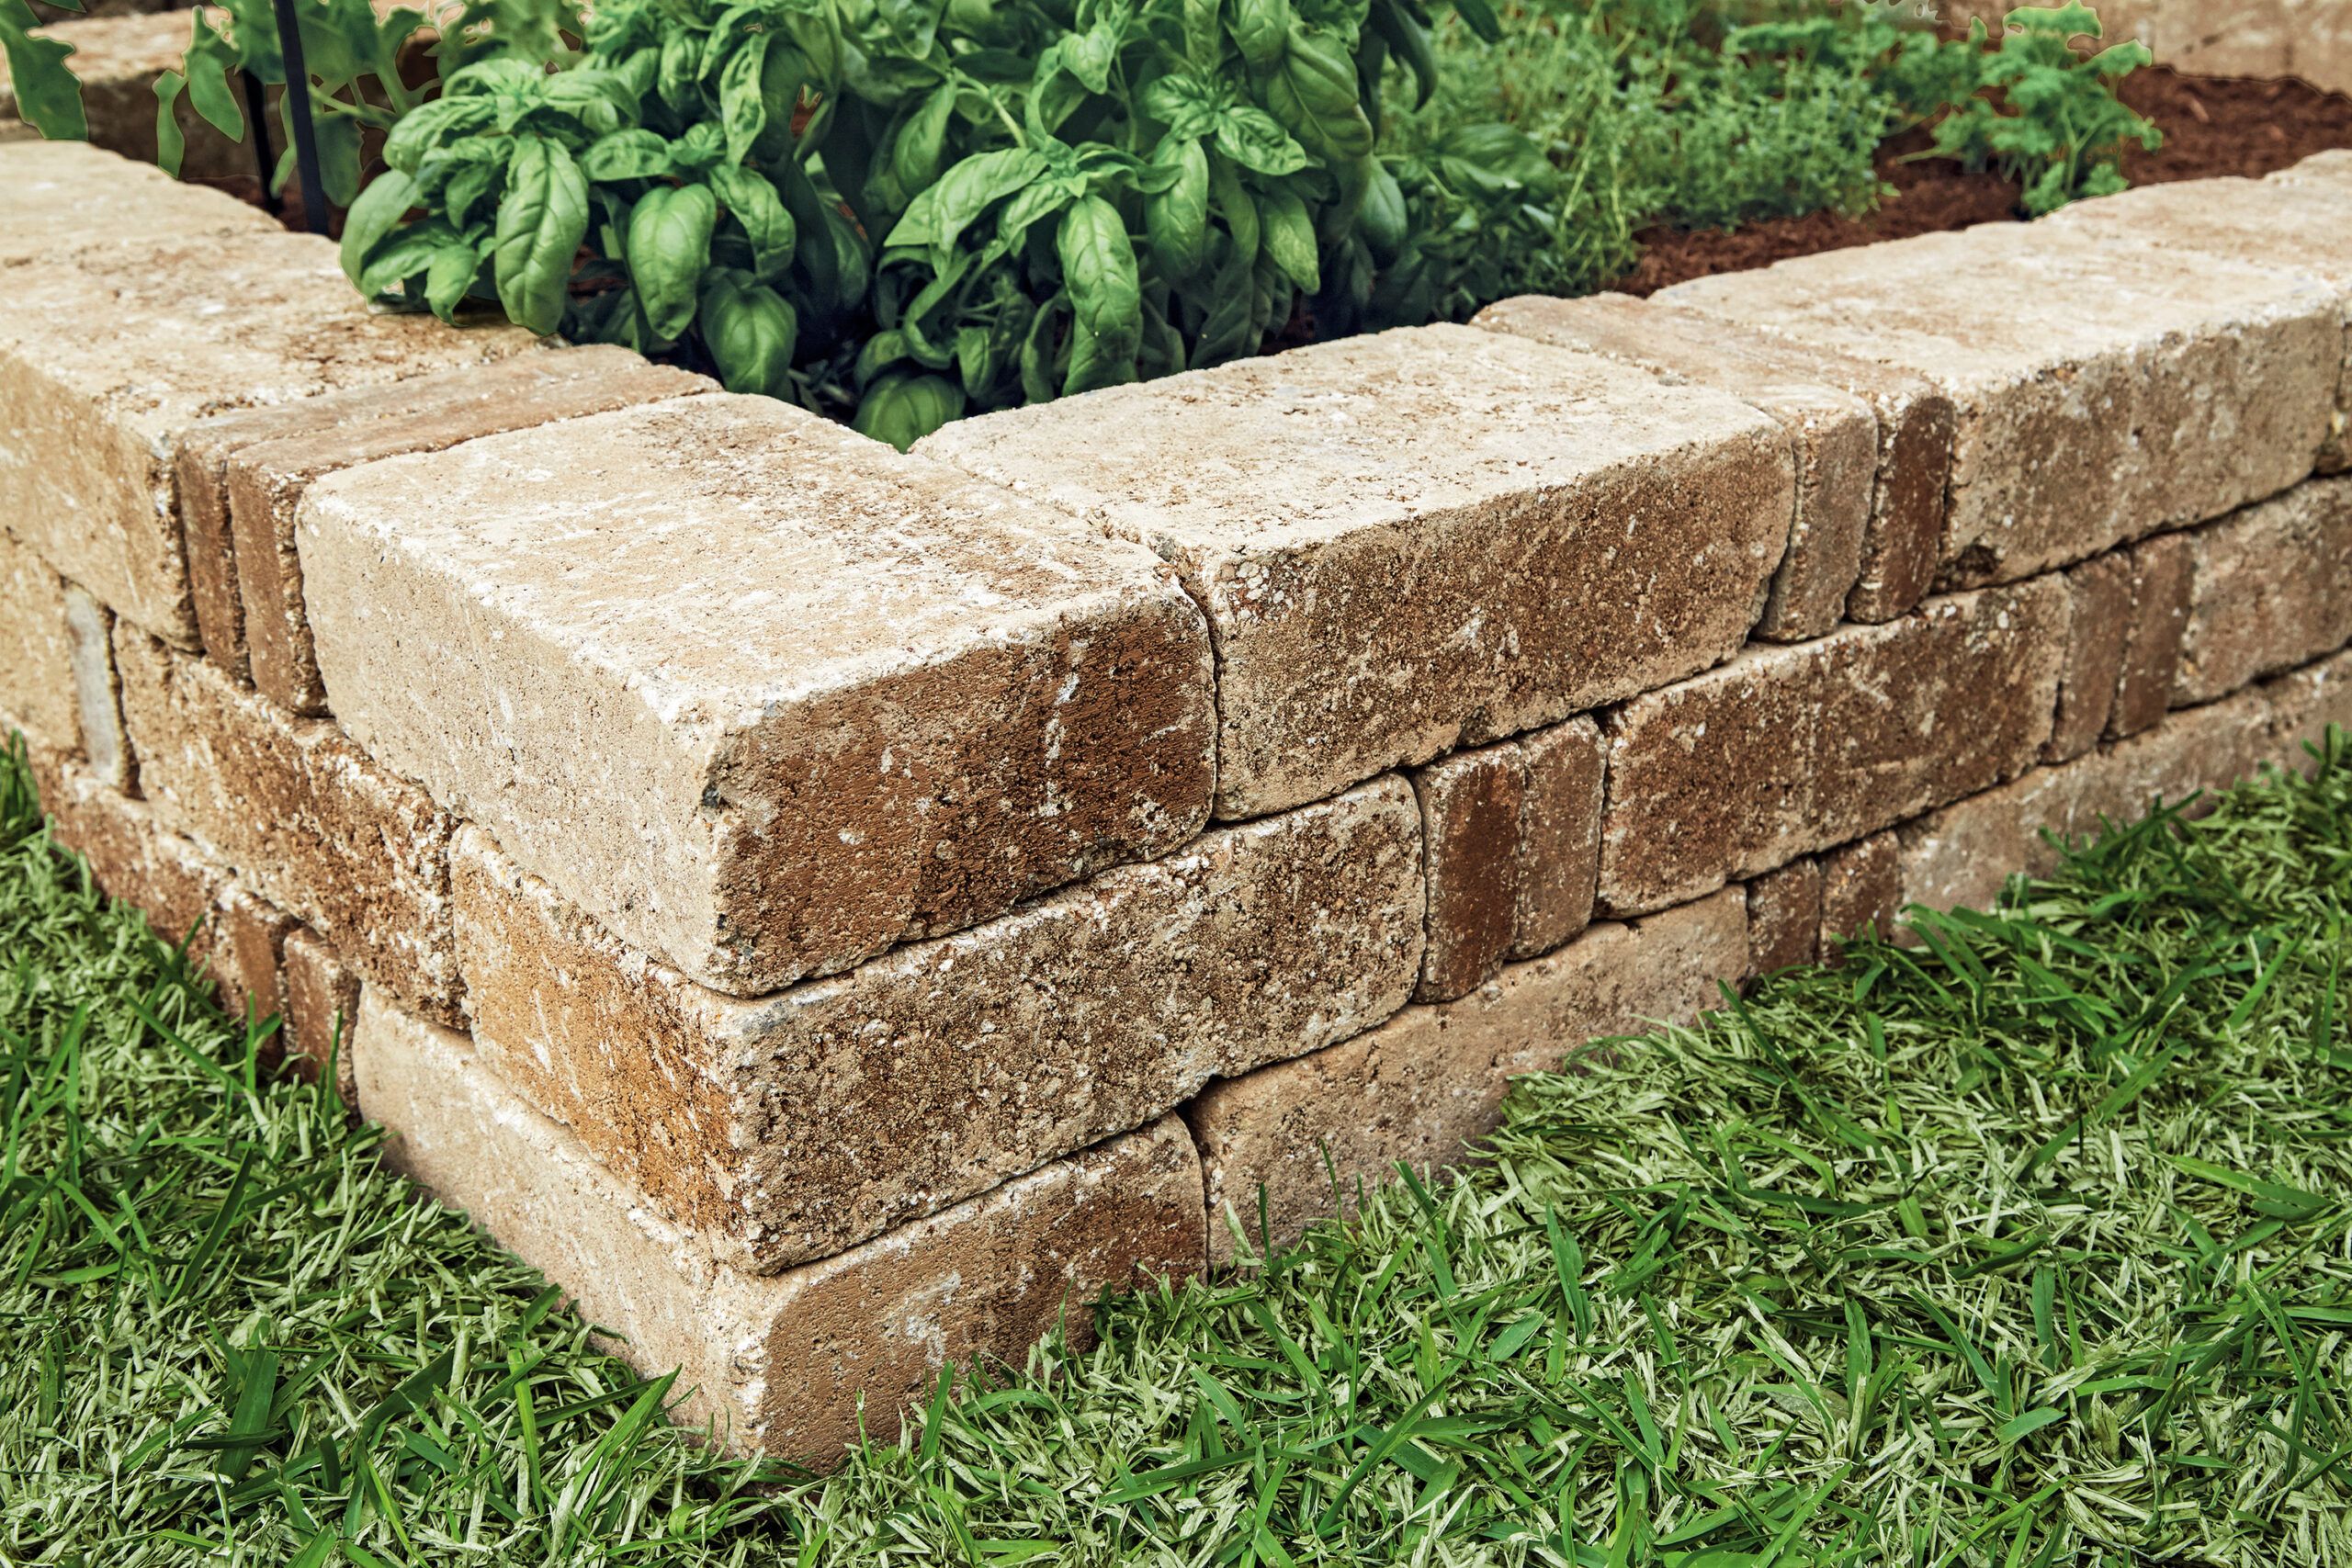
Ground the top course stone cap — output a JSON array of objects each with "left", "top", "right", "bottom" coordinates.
[
  {"left": 298, "top": 390, "right": 1216, "bottom": 997},
  {"left": 0, "top": 139, "right": 277, "bottom": 266},
  {"left": 1657, "top": 220, "right": 2339, "bottom": 592},
  {"left": 921, "top": 323, "right": 1795, "bottom": 818}
]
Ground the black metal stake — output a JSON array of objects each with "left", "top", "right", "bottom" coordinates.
[
  {"left": 239, "top": 68, "right": 279, "bottom": 216},
  {"left": 267, "top": 0, "right": 332, "bottom": 234}
]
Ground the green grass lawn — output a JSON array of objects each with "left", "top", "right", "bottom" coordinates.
[{"left": 4, "top": 729, "right": 2349, "bottom": 1566}]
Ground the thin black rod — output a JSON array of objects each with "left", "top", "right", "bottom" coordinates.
[
  {"left": 266, "top": 0, "right": 331, "bottom": 233},
  {"left": 239, "top": 68, "right": 279, "bottom": 216}
]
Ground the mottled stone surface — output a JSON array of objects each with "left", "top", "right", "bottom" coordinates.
[
  {"left": 174, "top": 347, "right": 709, "bottom": 711},
  {"left": 301, "top": 394, "right": 1216, "bottom": 995},
  {"left": 1659, "top": 222, "right": 2337, "bottom": 589},
  {"left": 1899, "top": 688, "right": 2281, "bottom": 916},
  {"left": 1190, "top": 889, "right": 1745, "bottom": 1258},
  {"left": 112, "top": 629, "right": 463, "bottom": 1021},
  {"left": 921, "top": 324, "right": 1795, "bottom": 816},
  {"left": 358, "top": 989, "right": 1206, "bottom": 1462},
  {"left": 0, "top": 229, "right": 533, "bottom": 643},
  {"left": 281, "top": 926, "right": 363, "bottom": 1107},
  {"left": 2176, "top": 477, "right": 2352, "bottom": 705},
  {"left": 1, "top": 528, "right": 79, "bottom": 750},
  {"left": 62, "top": 585, "right": 131, "bottom": 792},
  {"left": 1509, "top": 716, "right": 1606, "bottom": 959},
  {"left": 2046, "top": 173, "right": 2352, "bottom": 469},
  {"left": 1743, "top": 857, "right": 1821, "bottom": 980},
  {"left": 41, "top": 760, "right": 227, "bottom": 960},
  {"left": 1819, "top": 831, "right": 1901, "bottom": 959},
  {"left": 453, "top": 777, "right": 1422, "bottom": 1273},
  {"left": 2112, "top": 533, "right": 2193, "bottom": 739},
  {"left": 1412, "top": 744, "right": 1525, "bottom": 1002},
  {"left": 1598, "top": 582, "right": 2068, "bottom": 914},
  {"left": 1475, "top": 292, "right": 1879, "bottom": 638},
  {"left": 211, "top": 884, "right": 294, "bottom": 1032},
  {"left": 2049, "top": 551, "right": 2134, "bottom": 762},
  {"left": 2261, "top": 647, "right": 2352, "bottom": 766},
  {"left": 0, "top": 137, "right": 273, "bottom": 266}
]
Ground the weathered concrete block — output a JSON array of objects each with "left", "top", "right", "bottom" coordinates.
[
  {"left": 0, "top": 138, "right": 274, "bottom": 267},
  {"left": 2175, "top": 477, "right": 2352, "bottom": 705},
  {"left": 1743, "top": 857, "right": 1821, "bottom": 980},
  {"left": 2261, "top": 647, "right": 2352, "bottom": 766},
  {"left": 357, "top": 989, "right": 1206, "bottom": 1462},
  {"left": 2048, "top": 551, "right": 2134, "bottom": 762},
  {"left": 1, "top": 527, "right": 79, "bottom": 751},
  {"left": 168, "top": 347, "right": 711, "bottom": 707},
  {"left": 281, "top": 925, "right": 362, "bottom": 1106},
  {"left": 920, "top": 324, "right": 1796, "bottom": 817},
  {"left": 1189, "top": 888, "right": 1744, "bottom": 1259},
  {"left": 111, "top": 629, "right": 462, "bottom": 1021},
  {"left": 0, "top": 229, "right": 533, "bottom": 645},
  {"left": 62, "top": 584, "right": 132, "bottom": 792},
  {"left": 2046, "top": 174, "right": 2352, "bottom": 470},
  {"left": 1598, "top": 581, "right": 2067, "bottom": 914},
  {"left": 1819, "top": 831, "right": 1901, "bottom": 960},
  {"left": 453, "top": 777, "right": 1422, "bottom": 1273},
  {"left": 2111, "top": 533, "right": 2192, "bottom": 739},
  {"left": 211, "top": 884, "right": 294, "bottom": 1032},
  {"left": 1659, "top": 222, "right": 2338, "bottom": 589},
  {"left": 1898, "top": 687, "right": 2280, "bottom": 916},
  {"left": 42, "top": 760, "right": 227, "bottom": 955},
  {"left": 301, "top": 393, "right": 1216, "bottom": 995},
  {"left": 1412, "top": 744, "right": 1525, "bottom": 1002},
  {"left": 1510, "top": 716, "right": 1606, "bottom": 959},
  {"left": 1476, "top": 292, "right": 1895, "bottom": 637}
]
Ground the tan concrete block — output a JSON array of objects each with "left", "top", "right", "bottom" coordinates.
[
  {"left": 2048, "top": 551, "right": 2134, "bottom": 762},
  {"left": 112, "top": 629, "right": 462, "bottom": 1021},
  {"left": 1412, "top": 744, "right": 1525, "bottom": 1002},
  {"left": 1658, "top": 222, "right": 2338, "bottom": 589},
  {"left": 1598, "top": 581, "right": 2067, "bottom": 914},
  {"left": 300, "top": 393, "right": 1216, "bottom": 995},
  {"left": 281, "top": 926, "right": 362, "bottom": 1106},
  {"left": 2045, "top": 174, "right": 2352, "bottom": 472},
  {"left": 356, "top": 989, "right": 1207, "bottom": 1462},
  {"left": 0, "top": 136, "right": 274, "bottom": 268},
  {"left": 1509, "top": 715, "right": 1605, "bottom": 959},
  {"left": 1819, "top": 831, "right": 1900, "bottom": 960},
  {"left": 453, "top": 776, "right": 1422, "bottom": 1273},
  {"left": 1, "top": 527, "right": 79, "bottom": 750},
  {"left": 0, "top": 229, "right": 534, "bottom": 644},
  {"left": 920, "top": 324, "right": 1796, "bottom": 817},
  {"left": 2175, "top": 477, "right": 2352, "bottom": 705},
  {"left": 166, "top": 347, "right": 712, "bottom": 711},
  {"left": 1898, "top": 689, "right": 2280, "bottom": 917},
  {"left": 1476, "top": 292, "right": 1895, "bottom": 637},
  {"left": 1190, "top": 888, "right": 1744, "bottom": 1258},
  {"left": 1743, "top": 857, "right": 1821, "bottom": 980},
  {"left": 2111, "top": 533, "right": 2192, "bottom": 739},
  {"left": 211, "top": 883, "right": 293, "bottom": 1032},
  {"left": 61, "top": 584, "right": 132, "bottom": 792},
  {"left": 42, "top": 761, "right": 228, "bottom": 955}
]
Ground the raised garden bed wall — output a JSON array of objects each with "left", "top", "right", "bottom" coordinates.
[
  {"left": 1943, "top": 0, "right": 2352, "bottom": 90},
  {"left": 6, "top": 136, "right": 2352, "bottom": 1463}
]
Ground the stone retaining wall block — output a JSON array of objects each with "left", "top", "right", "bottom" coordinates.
[
  {"left": 1744, "top": 857, "right": 1822, "bottom": 980},
  {"left": 62, "top": 584, "right": 132, "bottom": 793},
  {"left": 300, "top": 393, "right": 1217, "bottom": 996},
  {"left": 2048, "top": 551, "right": 2134, "bottom": 761},
  {"left": 451, "top": 777, "right": 1422, "bottom": 1274},
  {"left": 2174, "top": 476, "right": 2352, "bottom": 705},
  {"left": 919, "top": 324, "right": 1797, "bottom": 817},
  {"left": 356, "top": 989, "right": 1207, "bottom": 1462}
]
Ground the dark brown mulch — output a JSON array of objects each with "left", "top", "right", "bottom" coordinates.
[{"left": 1611, "top": 64, "right": 2352, "bottom": 296}]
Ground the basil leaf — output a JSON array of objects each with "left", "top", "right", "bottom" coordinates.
[
  {"left": 1259, "top": 184, "right": 1319, "bottom": 294},
  {"left": 718, "top": 33, "right": 770, "bottom": 166},
  {"left": 707, "top": 164, "right": 797, "bottom": 281},
  {"left": 887, "top": 147, "right": 1051, "bottom": 264},
  {"left": 627, "top": 181, "right": 718, "bottom": 343},
  {"left": 854, "top": 371, "right": 966, "bottom": 452},
  {"left": 699, "top": 268, "right": 798, "bottom": 398},
  {"left": 1057, "top": 195, "right": 1140, "bottom": 395},
  {"left": 891, "top": 84, "right": 958, "bottom": 201},
  {"left": 1268, "top": 29, "right": 1374, "bottom": 164},
  {"left": 1227, "top": 0, "right": 1289, "bottom": 69},
  {"left": 492, "top": 136, "right": 590, "bottom": 337},
  {"left": 424, "top": 237, "right": 490, "bottom": 322},
  {"left": 1213, "top": 104, "right": 1308, "bottom": 176},
  {"left": 1144, "top": 135, "right": 1211, "bottom": 280},
  {"left": 341, "top": 170, "right": 420, "bottom": 288},
  {"left": 582, "top": 128, "right": 673, "bottom": 181}
]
